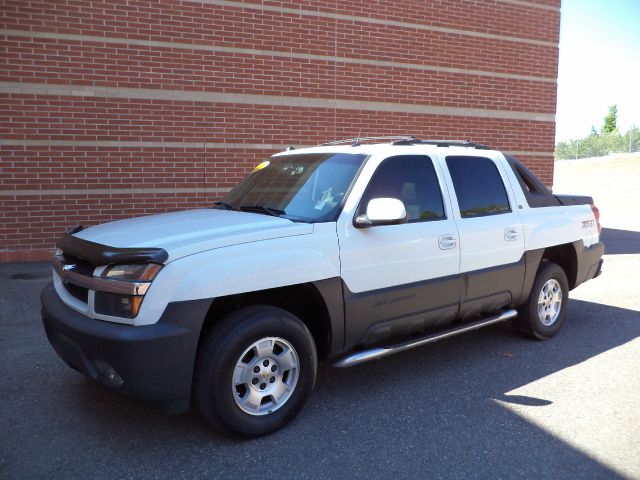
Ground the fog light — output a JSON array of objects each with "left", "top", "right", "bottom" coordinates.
[
  {"left": 95, "top": 360, "right": 124, "bottom": 388},
  {"left": 95, "top": 292, "right": 143, "bottom": 318}
]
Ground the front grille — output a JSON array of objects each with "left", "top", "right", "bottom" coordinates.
[
  {"left": 63, "top": 281, "right": 89, "bottom": 303},
  {"left": 56, "top": 253, "right": 95, "bottom": 304},
  {"left": 61, "top": 254, "right": 94, "bottom": 276}
]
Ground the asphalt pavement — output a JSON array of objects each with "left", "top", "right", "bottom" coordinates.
[{"left": 1, "top": 228, "right": 639, "bottom": 479}]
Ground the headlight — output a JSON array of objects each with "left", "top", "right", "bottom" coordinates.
[
  {"left": 100, "top": 263, "right": 162, "bottom": 282},
  {"left": 95, "top": 263, "right": 162, "bottom": 318}
]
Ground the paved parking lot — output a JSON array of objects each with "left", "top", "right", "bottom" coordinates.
[{"left": 1, "top": 156, "right": 639, "bottom": 479}]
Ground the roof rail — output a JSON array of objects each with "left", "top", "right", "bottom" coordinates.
[
  {"left": 317, "top": 136, "right": 417, "bottom": 147},
  {"left": 391, "top": 139, "right": 491, "bottom": 149},
  {"left": 315, "top": 136, "right": 491, "bottom": 149}
]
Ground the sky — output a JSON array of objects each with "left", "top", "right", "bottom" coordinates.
[{"left": 555, "top": 0, "right": 640, "bottom": 142}]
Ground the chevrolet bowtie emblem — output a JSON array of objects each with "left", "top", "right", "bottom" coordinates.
[{"left": 263, "top": 371, "right": 269, "bottom": 379}]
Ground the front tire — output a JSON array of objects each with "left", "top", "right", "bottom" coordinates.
[
  {"left": 513, "top": 261, "right": 569, "bottom": 340},
  {"left": 195, "top": 306, "right": 317, "bottom": 438}
]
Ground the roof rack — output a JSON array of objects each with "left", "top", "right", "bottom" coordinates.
[
  {"left": 391, "top": 139, "right": 491, "bottom": 149},
  {"left": 317, "top": 136, "right": 417, "bottom": 147},
  {"left": 316, "top": 136, "right": 491, "bottom": 149}
]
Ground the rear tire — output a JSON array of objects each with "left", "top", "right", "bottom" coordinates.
[
  {"left": 195, "top": 305, "right": 317, "bottom": 438},
  {"left": 513, "top": 261, "right": 569, "bottom": 340}
]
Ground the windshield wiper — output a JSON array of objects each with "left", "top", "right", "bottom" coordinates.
[
  {"left": 214, "top": 201, "right": 235, "bottom": 211},
  {"left": 239, "top": 204, "right": 286, "bottom": 217}
]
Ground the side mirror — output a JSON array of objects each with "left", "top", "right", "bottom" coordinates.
[{"left": 354, "top": 198, "right": 408, "bottom": 228}]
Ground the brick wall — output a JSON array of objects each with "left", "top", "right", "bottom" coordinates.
[{"left": 0, "top": 0, "right": 561, "bottom": 261}]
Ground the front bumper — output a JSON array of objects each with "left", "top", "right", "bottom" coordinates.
[{"left": 41, "top": 283, "right": 211, "bottom": 412}]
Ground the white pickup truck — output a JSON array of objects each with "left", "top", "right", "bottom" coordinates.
[{"left": 41, "top": 137, "right": 604, "bottom": 437}]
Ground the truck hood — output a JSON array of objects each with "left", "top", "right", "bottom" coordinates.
[{"left": 73, "top": 209, "right": 313, "bottom": 262}]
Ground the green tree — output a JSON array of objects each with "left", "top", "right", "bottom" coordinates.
[
  {"left": 555, "top": 125, "right": 640, "bottom": 160},
  {"left": 602, "top": 105, "right": 618, "bottom": 134},
  {"left": 622, "top": 126, "right": 640, "bottom": 152},
  {"left": 555, "top": 107, "right": 640, "bottom": 160}
]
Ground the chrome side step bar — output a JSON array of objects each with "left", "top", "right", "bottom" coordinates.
[{"left": 334, "top": 309, "right": 518, "bottom": 368}]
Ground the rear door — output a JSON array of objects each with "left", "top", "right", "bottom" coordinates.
[
  {"left": 337, "top": 153, "right": 461, "bottom": 348},
  {"left": 438, "top": 152, "right": 525, "bottom": 317}
]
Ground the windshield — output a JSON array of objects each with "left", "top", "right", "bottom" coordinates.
[{"left": 221, "top": 153, "right": 367, "bottom": 222}]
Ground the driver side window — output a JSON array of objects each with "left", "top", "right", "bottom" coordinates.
[{"left": 358, "top": 155, "right": 445, "bottom": 222}]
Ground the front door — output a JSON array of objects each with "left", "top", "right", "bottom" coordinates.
[{"left": 337, "top": 154, "right": 461, "bottom": 348}]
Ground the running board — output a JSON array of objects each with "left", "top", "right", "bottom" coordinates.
[{"left": 334, "top": 309, "right": 518, "bottom": 368}]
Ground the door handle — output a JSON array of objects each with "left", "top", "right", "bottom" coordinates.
[
  {"left": 504, "top": 227, "right": 519, "bottom": 242},
  {"left": 438, "top": 234, "right": 457, "bottom": 250}
]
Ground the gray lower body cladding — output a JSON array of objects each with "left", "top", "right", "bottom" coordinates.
[
  {"left": 41, "top": 283, "right": 209, "bottom": 412},
  {"left": 339, "top": 241, "right": 604, "bottom": 350},
  {"left": 40, "top": 241, "right": 604, "bottom": 407},
  {"left": 341, "top": 256, "right": 528, "bottom": 349}
]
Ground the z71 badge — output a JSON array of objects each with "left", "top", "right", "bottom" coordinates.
[{"left": 582, "top": 220, "right": 595, "bottom": 229}]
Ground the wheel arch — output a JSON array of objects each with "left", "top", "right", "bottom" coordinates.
[
  {"left": 520, "top": 242, "right": 579, "bottom": 305},
  {"left": 198, "top": 279, "right": 344, "bottom": 362},
  {"left": 542, "top": 243, "right": 578, "bottom": 289}
]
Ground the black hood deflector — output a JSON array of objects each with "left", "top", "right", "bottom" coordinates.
[{"left": 56, "top": 229, "right": 169, "bottom": 266}]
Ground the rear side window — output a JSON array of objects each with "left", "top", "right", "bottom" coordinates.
[
  {"left": 358, "top": 155, "right": 445, "bottom": 222},
  {"left": 445, "top": 156, "right": 511, "bottom": 218}
]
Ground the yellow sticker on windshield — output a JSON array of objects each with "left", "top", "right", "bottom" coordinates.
[{"left": 252, "top": 161, "right": 270, "bottom": 172}]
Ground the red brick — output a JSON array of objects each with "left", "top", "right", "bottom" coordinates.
[{"left": 0, "top": 0, "right": 559, "bottom": 260}]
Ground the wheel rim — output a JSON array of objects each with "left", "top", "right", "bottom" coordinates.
[
  {"left": 232, "top": 337, "right": 300, "bottom": 416},
  {"left": 537, "top": 279, "right": 563, "bottom": 326}
]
